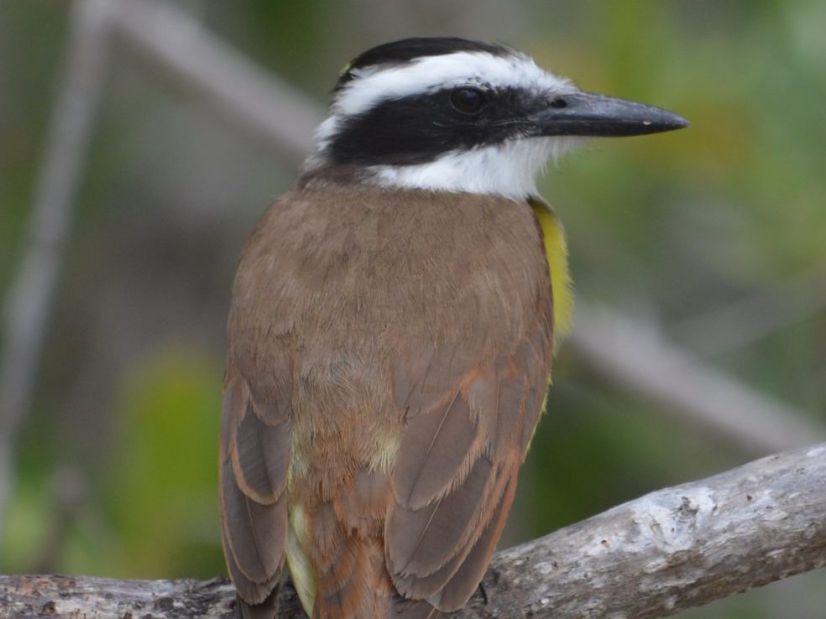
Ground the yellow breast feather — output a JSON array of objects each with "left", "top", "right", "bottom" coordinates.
[{"left": 530, "top": 198, "right": 574, "bottom": 352}]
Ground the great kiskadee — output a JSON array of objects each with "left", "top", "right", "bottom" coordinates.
[{"left": 220, "top": 37, "right": 687, "bottom": 619}]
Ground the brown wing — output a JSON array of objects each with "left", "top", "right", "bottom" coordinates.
[
  {"left": 386, "top": 305, "right": 552, "bottom": 612},
  {"left": 219, "top": 372, "right": 291, "bottom": 612}
]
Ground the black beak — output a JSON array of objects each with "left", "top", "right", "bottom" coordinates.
[{"left": 530, "top": 91, "right": 689, "bottom": 137}]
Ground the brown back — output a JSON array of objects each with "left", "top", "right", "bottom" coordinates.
[{"left": 221, "top": 174, "right": 553, "bottom": 618}]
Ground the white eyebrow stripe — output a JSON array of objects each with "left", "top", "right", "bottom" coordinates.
[{"left": 332, "top": 51, "right": 572, "bottom": 118}]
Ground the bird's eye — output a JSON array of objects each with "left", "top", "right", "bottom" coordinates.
[{"left": 450, "top": 88, "right": 487, "bottom": 115}]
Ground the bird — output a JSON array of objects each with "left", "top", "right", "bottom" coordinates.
[{"left": 219, "top": 37, "right": 687, "bottom": 619}]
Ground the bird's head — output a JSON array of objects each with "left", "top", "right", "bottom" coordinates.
[{"left": 308, "top": 37, "right": 688, "bottom": 200}]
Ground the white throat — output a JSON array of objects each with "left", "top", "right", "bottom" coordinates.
[{"left": 367, "top": 137, "right": 579, "bottom": 200}]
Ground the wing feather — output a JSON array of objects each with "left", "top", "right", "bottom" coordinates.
[
  {"left": 221, "top": 458, "right": 287, "bottom": 589},
  {"left": 233, "top": 411, "right": 290, "bottom": 504},
  {"left": 220, "top": 375, "right": 290, "bottom": 607},
  {"left": 430, "top": 469, "right": 518, "bottom": 610},
  {"left": 386, "top": 314, "right": 551, "bottom": 611},
  {"left": 393, "top": 389, "right": 482, "bottom": 510},
  {"left": 388, "top": 454, "right": 493, "bottom": 579}
]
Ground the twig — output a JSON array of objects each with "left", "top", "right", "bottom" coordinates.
[
  {"left": 108, "top": 0, "right": 321, "bottom": 161},
  {"left": 1, "top": 442, "right": 824, "bottom": 618},
  {"left": 0, "top": 0, "right": 113, "bottom": 537},
  {"left": 670, "top": 267, "right": 826, "bottom": 357},
  {"left": 569, "top": 303, "right": 824, "bottom": 453}
]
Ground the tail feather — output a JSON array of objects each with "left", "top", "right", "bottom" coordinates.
[
  {"left": 235, "top": 583, "right": 280, "bottom": 619},
  {"left": 311, "top": 518, "right": 394, "bottom": 619},
  {"left": 392, "top": 595, "right": 444, "bottom": 619},
  {"left": 302, "top": 467, "right": 444, "bottom": 619}
]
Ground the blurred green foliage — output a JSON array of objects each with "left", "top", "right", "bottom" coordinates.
[
  {"left": 4, "top": 347, "right": 223, "bottom": 577},
  {"left": 95, "top": 347, "right": 222, "bottom": 577},
  {"left": 0, "top": 1, "right": 824, "bottom": 616}
]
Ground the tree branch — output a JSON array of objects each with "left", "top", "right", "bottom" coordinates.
[
  {"left": 108, "top": 0, "right": 320, "bottom": 161},
  {"left": 569, "top": 304, "right": 825, "bottom": 453},
  {"left": 2, "top": 442, "right": 824, "bottom": 618}
]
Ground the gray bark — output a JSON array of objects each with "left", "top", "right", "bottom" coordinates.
[{"left": 2, "top": 442, "right": 824, "bottom": 618}]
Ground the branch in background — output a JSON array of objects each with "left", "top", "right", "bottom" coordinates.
[
  {"left": 569, "top": 304, "right": 824, "bottom": 454},
  {"left": 0, "top": 0, "right": 113, "bottom": 538},
  {"left": 2, "top": 443, "right": 824, "bottom": 617},
  {"left": 29, "top": 466, "right": 89, "bottom": 574},
  {"left": 670, "top": 266, "right": 826, "bottom": 357},
  {"left": 0, "top": 0, "right": 326, "bottom": 551},
  {"left": 109, "top": 0, "right": 321, "bottom": 161}
]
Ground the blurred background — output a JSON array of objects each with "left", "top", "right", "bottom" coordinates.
[{"left": 1, "top": 1, "right": 824, "bottom": 617}]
